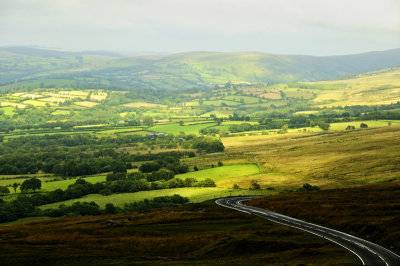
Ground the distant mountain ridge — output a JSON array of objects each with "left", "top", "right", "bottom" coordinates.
[{"left": 1, "top": 46, "right": 399, "bottom": 90}]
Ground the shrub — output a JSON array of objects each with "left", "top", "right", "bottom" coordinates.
[
  {"left": 105, "top": 203, "right": 116, "bottom": 214},
  {"left": 0, "top": 186, "right": 10, "bottom": 196},
  {"left": 20, "top": 178, "right": 42, "bottom": 192},
  {"left": 100, "top": 188, "right": 112, "bottom": 196},
  {"left": 139, "top": 162, "right": 161, "bottom": 173},
  {"left": 297, "top": 183, "right": 320, "bottom": 192},
  {"left": 250, "top": 180, "right": 261, "bottom": 190},
  {"left": 106, "top": 172, "right": 126, "bottom": 182}
]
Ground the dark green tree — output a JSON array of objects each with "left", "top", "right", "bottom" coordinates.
[
  {"left": 20, "top": 178, "right": 41, "bottom": 193},
  {"left": 105, "top": 203, "right": 116, "bottom": 214},
  {"left": 12, "top": 183, "right": 19, "bottom": 193},
  {"left": 0, "top": 186, "right": 10, "bottom": 196}
]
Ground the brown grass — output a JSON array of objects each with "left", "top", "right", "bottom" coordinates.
[
  {"left": 221, "top": 125, "right": 400, "bottom": 189},
  {"left": 248, "top": 181, "right": 400, "bottom": 254},
  {"left": 0, "top": 201, "right": 359, "bottom": 265}
]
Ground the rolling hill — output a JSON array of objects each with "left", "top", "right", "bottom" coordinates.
[{"left": 1, "top": 46, "right": 400, "bottom": 90}]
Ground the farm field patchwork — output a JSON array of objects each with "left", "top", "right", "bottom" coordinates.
[
  {"left": 148, "top": 122, "right": 217, "bottom": 135},
  {"left": 74, "top": 101, "right": 99, "bottom": 107}
]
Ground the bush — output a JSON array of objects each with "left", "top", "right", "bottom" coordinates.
[
  {"left": 20, "top": 178, "right": 42, "bottom": 192},
  {"left": 139, "top": 162, "right": 161, "bottom": 173},
  {"left": 106, "top": 172, "right": 126, "bottom": 182},
  {"left": 167, "top": 163, "right": 189, "bottom": 174},
  {"left": 0, "top": 186, "right": 10, "bottom": 196},
  {"left": 146, "top": 168, "right": 175, "bottom": 182},
  {"left": 151, "top": 180, "right": 167, "bottom": 190},
  {"left": 250, "top": 180, "right": 261, "bottom": 190},
  {"left": 127, "top": 172, "right": 146, "bottom": 180},
  {"left": 183, "top": 178, "right": 197, "bottom": 187},
  {"left": 123, "top": 194, "right": 189, "bottom": 212},
  {"left": 167, "top": 178, "right": 185, "bottom": 188},
  {"left": 105, "top": 203, "right": 116, "bottom": 214},
  {"left": 297, "top": 183, "right": 320, "bottom": 192},
  {"left": 99, "top": 188, "right": 112, "bottom": 196}
]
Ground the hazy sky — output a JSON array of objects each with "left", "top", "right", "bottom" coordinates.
[{"left": 1, "top": 0, "right": 399, "bottom": 55}]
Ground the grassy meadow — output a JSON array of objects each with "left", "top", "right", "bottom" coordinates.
[
  {"left": 0, "top": 175, "right": 106, "bottom": 194},
  {"left": 148, "top": 122, "right": 217, "bottom": 135},
  {"left": 222, "top": 125, "right": 400, "bottom": 189},
  {"left": 176, "top": 164, "right": 260, "bottom": 187}
]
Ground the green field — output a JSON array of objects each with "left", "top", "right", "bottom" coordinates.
[
  {"left": 0, "top": 175, "right": 106, "bottom": 194},
  {"left": 23, "top": 99, "right": 52, "bottom": 107},
  {"left": 0, "top": 106, "right": 15, "bottom": 116},
  {"left": 286, "top": 120, "right": 400, "bottom": 133},
  {"left": 203, "top": 100, "right": 240, "bottom": 106},
  {"left": 200, "top": 110, "right": 233, "bottom": 118},
  {"left": 223, "top": 95, "right": 261, "bottom": 104},
  {"left": 148, "top": 122, "right": 217, "bottom": 135},
  {"left": 40, "top": 187, "right": 275, "bottom": 209},
  {"left": 51, "top": 110, "right": 70, "bottom": 115},
  {"left": 96, "top": 127, "right": 144, "bottom": 134},
  {"left": 41, "top": 176, "right": 106, "bottom": 191},
  {"left": 176, "top": 164, "right": 260, "bottom": 184}
]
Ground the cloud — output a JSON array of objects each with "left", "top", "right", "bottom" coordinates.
[{"left": 0, "top": 0, "right": 399, "bottom": 54}]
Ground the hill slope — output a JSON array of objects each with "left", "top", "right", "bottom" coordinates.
[{"left": 1, "top": 47, "right": 400, "bottom": 90}]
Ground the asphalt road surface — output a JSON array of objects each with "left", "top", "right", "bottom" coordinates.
[{"left": 216, "top": 196, "right": 400, "bottom": 266}]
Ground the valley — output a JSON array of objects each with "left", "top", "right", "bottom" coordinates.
[{"left": 1, "top": 47, "right": 400, "bottom": 265}]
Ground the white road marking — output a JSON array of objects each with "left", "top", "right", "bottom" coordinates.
[{"left": 216, "top": 197, "right": 400, "bottom": 266}]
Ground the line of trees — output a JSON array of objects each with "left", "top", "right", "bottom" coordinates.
[{"left": 0, "top": 194, "right": 189, "bottom": 222}]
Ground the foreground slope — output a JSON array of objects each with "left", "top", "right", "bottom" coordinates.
[
  {"left": 2, "top": 181, "right": 400, "bottom": 265},
  {"left": 0, "top": 200, "right": 359, "bottom": 265}
]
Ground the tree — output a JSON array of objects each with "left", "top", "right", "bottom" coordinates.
[
  {"left": 280, "top": 124, "right": 288, "bottom": 134},
  {"left": 0, "top": 186, "right": 10, "bottom": 196},
  {"left": 106, "top": 172, "right": 126, "bottom": 182},
  {"left": 105, "top": 203, "right": 116, "bottom": 214},
  {"left": 179, "top": 120, "right": 184, "bottom": 126},
  {"left": 360, "top": 123, "right": 368, "bottom": 128},
  {"left": 112, "top": 160, "right": 127, "bottom": 173},
  {"left": 202, "top": 178, "right": 216, "bottom": 187},
  {"left": 139, "top": 162, "right": 160, "bottom": 173},
  {"left": 233, "top": 184, "right": 240, "bottom": 189},
  {"left": 318, "top": 121, "right": 330, "bottom": 131},
  {"left": 297, "top": 183, "right": 320, "bottom": 192},
  {"left": 147, "top": 168, "right": 175, "bottom": 182},
  {"left": 142, "top": 116, "right": 154, "bottom": 127},
  {"left": 20, "top": 178, "right": 41, "bottom": 193},
  {"left": 218, "top": 161, "right": 223, "bottom": 167},
  {"left": 346, "top": 125, "right": 355, "bottom": 130},
  {"left": 12, "top": 183, "right": 19, "bottom": 193},
  {"left": 250, "top": 180, "right": 260, "bottom": 190}
]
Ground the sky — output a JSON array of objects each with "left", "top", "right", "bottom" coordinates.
[{"left": 0, "top": 0, "right": 399, "bottom": 56}]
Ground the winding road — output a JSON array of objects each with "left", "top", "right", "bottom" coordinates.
[{"left": 216, "top": 196, "right": 400, "bottom": 266}]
